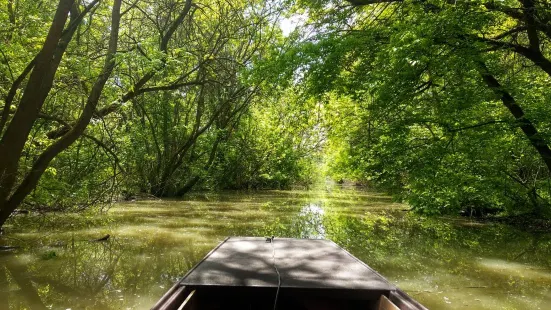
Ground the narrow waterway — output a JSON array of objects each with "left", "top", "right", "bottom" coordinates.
[{"left": 0, "top": 187, "right": 550, "bottom": 309}]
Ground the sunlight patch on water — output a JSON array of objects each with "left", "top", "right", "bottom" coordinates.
[
  {"left": 113, "top": 224, "right": 216, "bottom": 244},
  {"left": 477, "top": 258, "right": 551, "bottom": 282},
  {"left": 297, "top": 203, "right": 326, "bottom": 239}
]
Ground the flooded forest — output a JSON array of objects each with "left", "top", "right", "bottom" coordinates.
[{"left": 1, "top": 0, "right": 551, "bottom": 309}]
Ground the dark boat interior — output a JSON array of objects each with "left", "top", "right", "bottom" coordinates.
[
  {"left": 153, "top": 285, "right": 421, "bottom": 310},
  {"left": 186, "top": 287, "right": 375, "bottom": 309}
]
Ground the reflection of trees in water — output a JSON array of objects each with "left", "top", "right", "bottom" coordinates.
[
  {"left": 0, "top": 238, "right": 201, "bottom": 309},
  {"left": 293, "top": 203, "right": 326, "bottom": 239},
  {"left": 0, "top": 240, "right": 121, "bottom": 309},
  {"left": 0, "top": 265, "right": 7, "bottom": 309},
  {"left": 260, "top": 208, "right": 551, "bottom": 301},
  {"left": 513, "top": 232, "right": 551, "bottom": 260},
  {"left": 327, "top": 212, "right": 551, "bottom": 268},
  {"left": 3, "top": 259, "right": 48, "bottom": 310},
  {"left": 322, "top": 212, "right": 551, "bottom": 305}
]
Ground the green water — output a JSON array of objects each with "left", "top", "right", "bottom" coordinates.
[{"left": 1, "top": 188, "right": 550, "bottom": 309}]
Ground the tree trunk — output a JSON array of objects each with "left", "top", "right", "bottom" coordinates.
[
  {"left": 0, "top": 0, "right": 74, "bottom": 206},
  {"left": 0, "top": 0, "right": 121, "bottom": 228},
  {"left": 176, "top": 137, "right": 223, "bottom": 196},
  {"left": 478, "top": 62, "right": 551, "bottom": 175},
  {"left": 0, "top": 206, "right": 11, "bottom": 230}
]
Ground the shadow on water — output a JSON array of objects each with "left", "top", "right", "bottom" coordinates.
[{"left": 0, "top": 187, "right": 551, "bottom": 309}]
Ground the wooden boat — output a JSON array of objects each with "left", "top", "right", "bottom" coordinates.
[{"left": 152, "top": 237, "right": 428, "bottom": 310}]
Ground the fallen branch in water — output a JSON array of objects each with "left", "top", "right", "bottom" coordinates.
[
  {"left": 90, "top": 234, "right": 110, "bottom": 242},
  {"left": 0, "top": 245, "right": 20, "bottom": 251}
]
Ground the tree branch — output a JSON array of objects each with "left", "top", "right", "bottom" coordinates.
[
  {"left": 161, "top": 0, "right": 193, "bottom": 52},
  {"left": 477, "top": 61, "right": 551, "bottom": 175},
  {"left": 82, "top": 133, "right": 125, "bottom": 173},
  {"left": 447, "top": 120, "right": 509, "bottom": 133},
  {"left": 477, "top": 36, "right": 551, "bottom": 77},
  {"left": 0, "top": 57, "right": 36, "bottom": 134}
]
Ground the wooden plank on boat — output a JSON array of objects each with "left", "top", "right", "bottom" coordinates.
[
  {"left": 378, "top": 295, "right": 399, "bottom": 310},
  {"left": 157, "top": 285, "right": 187, "bottom": 310},
  {"left": 152, "top": 283, "right": 186, "bottom": 310},
  {"left": 179, "top": 237, "right": 394, "bottom": 292},
  {"left": 176, "top": 290, "right": 196, "bottom": 310},
  {"left": 389, "top": 290, "right": 428, "bottom": 310}
]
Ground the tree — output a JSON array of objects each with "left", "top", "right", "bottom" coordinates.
[
  {"left": 0, "top": 0, "right": 286, "bottom": 228},
  {"left": 0, "top": 0, "right": 122, "bottom": 227},
  {"left": 273, "top": 0, "right": 551, "bottom": 215},
  {"left": 123, "top": 1, "right": 280, "bottom": 197}
]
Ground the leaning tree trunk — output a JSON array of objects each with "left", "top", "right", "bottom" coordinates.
[
  {"left": 477, "top": 62, "right": 551, "bottom": 175},
  {"left": 0, "top": 0, "right": 121, "bottom": 228},
  {"left": 0, "top": 0, "right": 74, "bottom": 211}
]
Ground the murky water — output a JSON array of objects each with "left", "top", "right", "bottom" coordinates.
[{"left": 1, "top": 187, "right": 550, "bottom": 309}]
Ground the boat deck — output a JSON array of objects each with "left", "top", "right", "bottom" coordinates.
[
  {"left": 181, "top": 237, "right": 394, "bottom": 293},
  {"left": 153, "top": 237, "right": 427, "bottom": 310}
]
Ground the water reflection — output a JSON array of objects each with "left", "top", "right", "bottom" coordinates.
[
  {"left": 0, "top": 188, "right": 550, "bottom": 309},
  {"left": 0, "top": 234, "right": 208, "bottom": 309},
  {"left": 295, "top": 203, "right": 325, "bottom": 239}
]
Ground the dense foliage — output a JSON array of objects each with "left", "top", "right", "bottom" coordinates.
[
  {"left": 0, "top": 0, "right": 321, "bottom": 228},
  {"left": 2, "top": 0, "right": 551, "bottom": 227},
  {"left": 267, "top": 0, "right": 551, "bottom": 217}
]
